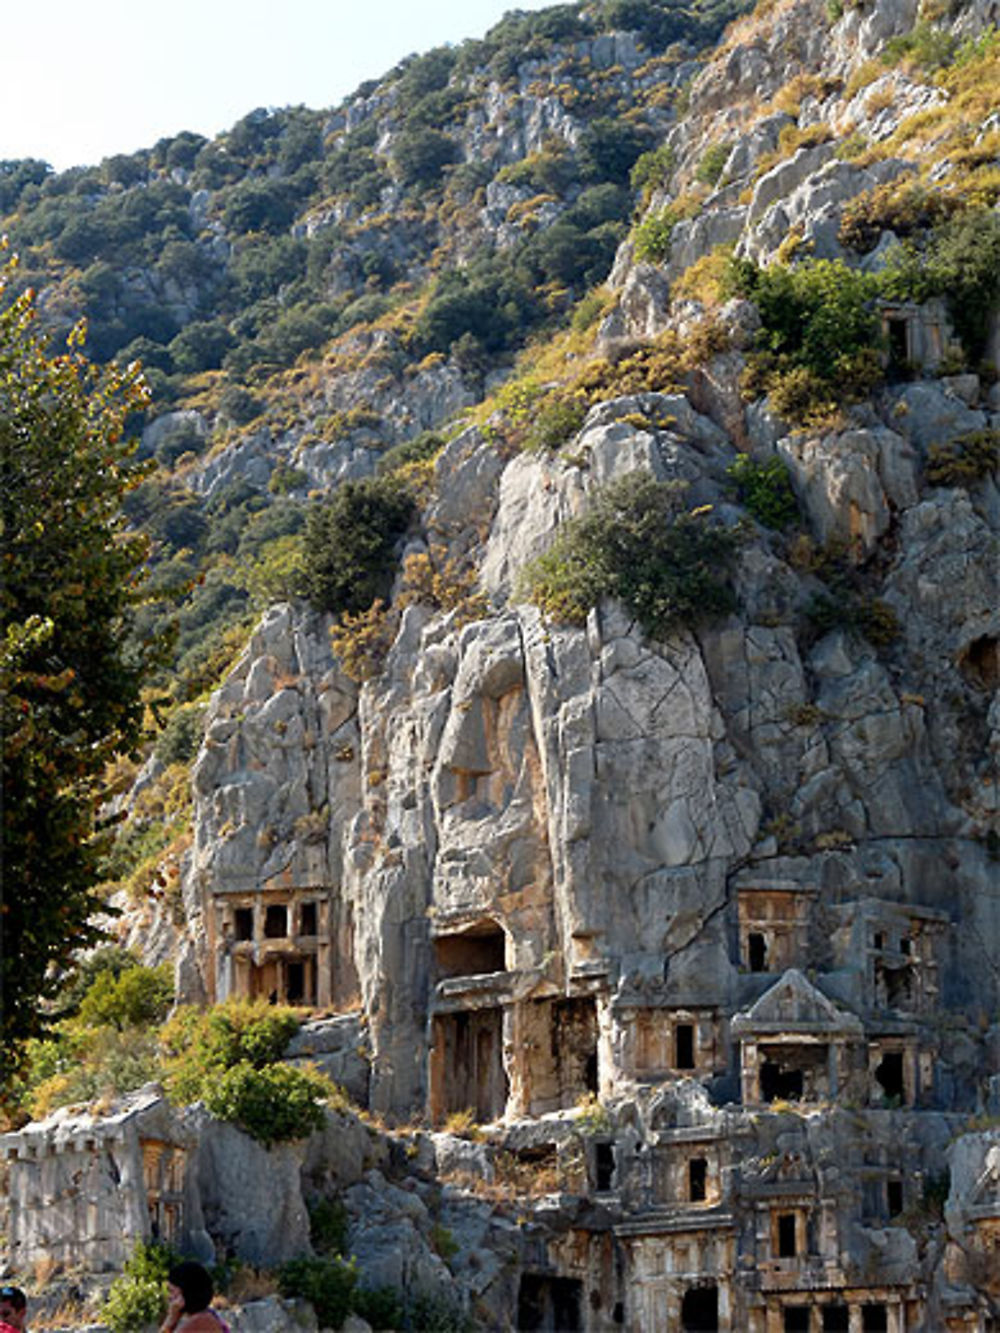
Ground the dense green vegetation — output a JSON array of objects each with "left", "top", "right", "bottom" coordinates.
[
  {"left": 103, "top": 1241, "right": 174, "bottom": 1333},
  {"left": 725, "top": 256, "right": 884, "bottom": 423},
  {"left": 301, "top": 476, "right": 415, "bottom": 616},
  {"left": 0, "top": 268, "right": 159, "bottom": 1086},
  {"left": 880, "top": 209, "right": 1000, "bottom": 362},
  {"left": 522, "top": 474, "right": 739, "bottom": 635},
  {"left": 12, "top": 950, "right": 173, "bottom": 1119},
  {"left": 160, "top": 1000, "right": 340, "bottom": 1144}
]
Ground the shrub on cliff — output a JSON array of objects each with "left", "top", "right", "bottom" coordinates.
[
  {"left": 726, "top": 256, "right": 883, "bottom": 422},
  {"left": 301, "top": 475, "right": 415, "bottom": 617},
  {"left": 279, "top": 1257, "right": 358, "bottom": 1330},
  {"left": 521, "top": 474, "right": 738, "bottom": 636},
  {"left": 880, "top": 209, "right": 1000, "bottom": 362},
  {"left": 160, "top": 1001, "right": 340, "bottom": 1145},
  {"left": 78, "top": 961, "right": 174, "bottom": 1032},
  {"left": 726, "top": 454, "right": 800, "bottom": 530},
  {"left": 203, "top": 1061, "right": 334, "bottom": 1147},
  {"left": 160, "top": 1000, "right": 302, "bottom": 1103}
]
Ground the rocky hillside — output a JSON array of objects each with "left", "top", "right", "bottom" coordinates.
[{"left": 3, "top": 0, "right": 1000, "bottom": 1329}]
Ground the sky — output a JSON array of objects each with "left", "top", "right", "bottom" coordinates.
[{"left": 1, "top": 0, "right": 557, "bottom": 172}]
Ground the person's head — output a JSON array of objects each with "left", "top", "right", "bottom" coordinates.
[
  {"left": 0, "top": 1285, "right": 27, "bottom": 1330},
  {"left": 167, "top": 1262, "right": 213, "bottom": 1314}
]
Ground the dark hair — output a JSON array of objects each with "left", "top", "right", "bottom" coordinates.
[
  {"left": 0, "top": 1286, "right": 26, "bottom": 1312},
  {"left": 167, "top": 1262, "right": 213, "bottom": 1313}
]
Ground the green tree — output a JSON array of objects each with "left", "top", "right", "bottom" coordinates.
[
  {"left": 301, "top": 476, "right": 414, "bottom": 616},
  {"left": 392, "top": 128, "right": 460, "bottom": 187},
  {"left": 77, "top": 962, "right": 174, "bottom": 1031},
  {"left": 0, "top": 257, "right": 156, "bottom": 1089},
  {"left": 522, "top": 474, "right": 739, "bottom": 636}
]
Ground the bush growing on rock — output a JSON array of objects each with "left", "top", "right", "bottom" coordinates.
[
  {"left": 392, "top": 128, "right": 461, "bottom": 188},
  {"left": 633, "top": 208, "right": 677, "bottom": 263},
  {"left": 301, "top": 475, "right": 415, "bottom": 617},
  {"left": 202, "top": 1061, "right": 335, "bottom": 1146},
  {"left": 160, "top": 999, "right": 302, "bottom": 1103},
  {"left": 161, "top": 1001, "right": 340, "bottom": 1144},
  {"left": 695, "top": 140, "right": 732, "bottom": 187},
  {"left": 154, "top": 702, "right": 207, "bottom": 766},
  {"left": 838, "top": 178, "right": 961, "bottom": 254},
  {"left": 726, "top": 454, "right": 800, "bottom": 530},
  {"left": 800, "top": 540, "right": 901, "bottom": 650},
  {"left": 523, "top": 392, "right": 588, "bottom": 451},
  {"left": 78, "top": 961, "right": 174, "bottom": 1032},
  {"left": 880, "top": 209, "right": 1000, "bottom": 362},
  {"left": 726, "top": 256, "right": 883, "bottom": 423},
  {"left": 279, "top": 1256, "right": 358, "bottom": 1329},
  {"left": 308, "top": 1196, "right": 349, "bottom": 1256},
  {"left": 925, "top": 430, "right": 999, "bottom": 487},
  {"left": 522, "top": 474, "right": 739, "bottom": 637}
]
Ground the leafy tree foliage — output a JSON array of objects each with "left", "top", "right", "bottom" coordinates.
[
  {"left": 522, "top": 474, "right": 739, "bottom": 637},
  {"left": 0, "top": 158, "right": 51, "bottom": 212},
  {"left": 726, "top": 256, "right": 883, "bottom": 421},
  {"left": 77, "top": 960, "right": 174, "bottom": 1031},
  {"left": 881, "top": 209, "right": 1000, "bottom": 361},
  {"left": 203, "top": 1061, "right": 333, "bottom": 1146},
  {"left": 159, "top": 999, "right": 338, "bottom": 1145},
  {"left": 279, "top": 1257, "right": 359, "bottom": 1330},
  {"left": 103, "top": 1241, "right": 175, "bottom": 1333},
  {"left": 392, "top": 127, "right": 461, "bottom": 187},
  {"left": 0, "top": 264, "right": 157, "bottom": 1086},
  {"left": 726, "top": 454, "right": 800, "bottom": 529},
  {"left": 301, "top": 476, "right": 415, "bottom": 616},
  {"left": 160, "top": 999, "right": 302, "bottom": 1101}
]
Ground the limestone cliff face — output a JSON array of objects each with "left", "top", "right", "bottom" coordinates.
[
  {"left": 184, "top": 373, "right": 998, "bottom": 1116},
  {"left": 168, "top": 0, "right": 1000, "bottom": 1292}
]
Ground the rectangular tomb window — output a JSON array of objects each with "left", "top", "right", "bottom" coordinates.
[
  {"left": 681, "top": 1286, "right": 718, "bottom": 1332},
  {"left": 594, "top": 1142, "right": 615, "bottom": 1192},
  {"left": 748, "top": 932, "right": 768, "bottom": 972},
  {"left": 823, "top": 1308, "right": 849, "bottom": 1333},
  {"left": 517, "top": 1275, "right": 583, "bottom": 1332},
  {"left": 286, "top": 960, "right": 306, "bottom": 1005},
  {"left": 689, "top": 1157, "right": 708, "bottom": 1203},
  {"left": 434, "top": 922, "right": 506, "bottom": 978},
  {"left": 862, "top": 1307, "right": 888, "bottom": 1333},
  {"left": 234, "top": 908, "right": 253, "bottom": 941},
  {"left": 300, "top": 902, "right": 317, "bottom": 936},
  {"left": 777, "top": 1213, "right": 797, "bottom": 1258},
  {"left": 761, "top": 1060, "right": 804, "bottom": 1102},
  {"left": 887, "top": 1178, "right": 904, "bottom": 1217},
  {"left": 675, "top": 1023, "right": 695, "bottom": 1070},
  {"left": 887, "top": 317, "right": 909, "bottom": 367},
  {"left": 264, "top": 904, "right": 288, "bottom": 938},
  {"left": 553, "top": 997, "right": 599, "bottom": 1099},
  {"left": 875, "top": 1051, "right": 905, "bottom": 1103},
  {"left": 783, "top": 1310, "right": 809, "bottom": 1333}
]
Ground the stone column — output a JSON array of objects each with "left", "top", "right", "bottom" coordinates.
[
  {"left": 743, "top": 1040, "right": 759, "bottom": 1104},
  {"left": 503, "top": 1002, "right": 523, "bottom": 1118}
]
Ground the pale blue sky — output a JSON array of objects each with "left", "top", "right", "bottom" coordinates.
[{"left": 2, "top": 0, "right": 555, "bottom": 171}]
